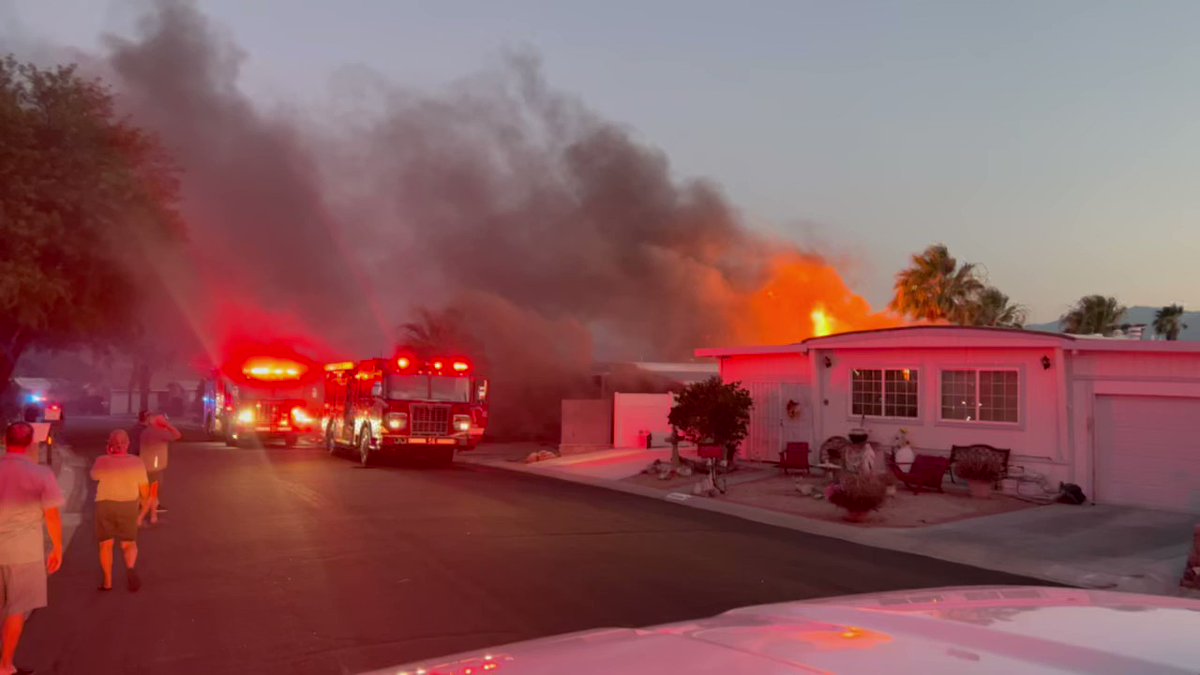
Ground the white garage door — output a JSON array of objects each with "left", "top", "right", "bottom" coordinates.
[{"left": 1094, "top": 395, "right": 1200, "bottom": 513}]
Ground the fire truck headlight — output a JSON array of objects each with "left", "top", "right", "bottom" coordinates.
[
  {"left": 453, "top": 415, "right": 471, "bottom": 433},
  {"left": 385, "top": 413, "right": 407, "bottom": 431},
  {"left": 237, "top": 409, "right": 255, "bottom": 425},
  {"left": 291, "top": 407, "right": 312, "bottom": 425}
]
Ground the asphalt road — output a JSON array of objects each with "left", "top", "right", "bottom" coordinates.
[{"left": 20, "top": 419, "right": 1043, "bottom": 675}]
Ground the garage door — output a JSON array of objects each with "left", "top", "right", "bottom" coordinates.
[{"left": 1094, "top": 395, "right": 1200, "bottom": 513}]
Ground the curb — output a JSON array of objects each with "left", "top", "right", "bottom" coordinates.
[{"left": 463, "top": 457, "right": 1184, "bottom": 596}]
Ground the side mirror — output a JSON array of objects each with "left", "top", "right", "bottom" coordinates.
[{"left": 477, "top": 379, "right": 489, "bottom": 403}]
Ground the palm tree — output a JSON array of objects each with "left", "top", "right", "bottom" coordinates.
[
  {"left": 1153, "top": 304, "right": 1188, "bottom": 341},
  {"left": 968, "top": 287, "right": 1027, "bottom": 328},
  {"left": 890, "top": 244, "right": 984, "bottom": 324},
  {"left": 1060, "top": 295, "right": 1126, "bottom": 336},
  {"left": 398, "top": 306, "right": 480, "bottom": 356}
]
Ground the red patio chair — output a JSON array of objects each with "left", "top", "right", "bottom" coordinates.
[
  {"left": 779, "top": 442, "right": 811, "bottom": 476},
  {"left": 889, "top": 454, "right": 950, "bottom": 494}
]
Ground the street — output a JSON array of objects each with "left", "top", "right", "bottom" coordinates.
[{"left": 21, "top": 420, "right": 1042, "bottom": 675}]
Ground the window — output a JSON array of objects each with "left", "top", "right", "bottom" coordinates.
[
  {"left": 851, "top": 368, "right": 919, "bottom": 418},
  {"left": 940, "top": 370, "right": 1019, "bottom": 423}
]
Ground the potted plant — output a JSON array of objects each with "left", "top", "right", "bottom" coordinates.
[
  {"left": 826, "top": 472, "right": 888, "bottom": 522},
  {"left": 954, "top": 447, "right": 1004, "bottom": 498}
]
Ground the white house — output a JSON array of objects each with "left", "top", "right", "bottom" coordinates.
[{"left": 698, "top": 326, "right": 1200, "bottom": 514}]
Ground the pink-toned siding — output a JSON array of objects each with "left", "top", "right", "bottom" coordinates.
[
  {"left": 718, "top": 354, "right": 813, "bottom": 461},
  {"left": 812, "top": 347, "right": 1065, "bottom": 464}
]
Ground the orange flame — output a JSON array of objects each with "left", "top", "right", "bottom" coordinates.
[{"left": 738, "top": 253, "right": 904, "bottom": 345}]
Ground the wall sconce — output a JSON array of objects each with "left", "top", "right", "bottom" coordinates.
[
  {"left": 1041, "top": 355, "right": 1051, "bottom": 370},
  {"left": 824, "top": 356, "right": 833, "bottom": 368}
]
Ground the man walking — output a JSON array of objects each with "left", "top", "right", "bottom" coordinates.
[
  {"left": 127, "top": 410, "right": 150, "bottom": 457},
  {"left": 0, "top": 422, "right": 64, "bottom": 675},
  {"left": 139, "top": 413, "right": 180, "bottom": 522},
  {"left": 91, "top": 430, "right": 150, "bottom": 591}
]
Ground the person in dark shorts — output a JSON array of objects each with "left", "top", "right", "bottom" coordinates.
[
  {"left": 90, "top": 430, "right": 151, "bottom": 592},
  {"left": 0, "top": 422, "right": 64, "bottom": 675},
  {"left": 139, "top": 413, "right": 180, "bottom": 521}
]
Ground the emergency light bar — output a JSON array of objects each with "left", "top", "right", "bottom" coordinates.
[
  {"left": 324, "top": 361, "right": 355, "bottom": 372},
  {"left": 242, "top": 357, "right": 308, "bottom": 381}
]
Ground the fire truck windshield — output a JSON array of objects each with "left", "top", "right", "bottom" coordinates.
[
  {"left": 385, "top": 374, "right": 472, "bottom": 402},
  {"left": 429, "top": 376, "right": 471, "bottom": 402}
]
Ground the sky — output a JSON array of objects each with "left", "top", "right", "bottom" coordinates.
[{"left": 6, "top": 0, "right": 1200, "bottom": 323}]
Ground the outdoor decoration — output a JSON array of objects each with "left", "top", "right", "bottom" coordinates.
[
  {"left": 953, "top": 447, "right": 1005, "bottom": 498},
  {"left": 786, "top": 399, "right": 801, "bottom": 419},
  {"left": 826, "top": 472, "right": 888, "bottom": 522}
]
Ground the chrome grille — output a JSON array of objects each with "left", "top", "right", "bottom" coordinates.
[
  {"left": 257, "top": 402, "right": 287, "bottom": 426},
  {"left": 410, "top": 404, "right": 451, "bottom": 436}
]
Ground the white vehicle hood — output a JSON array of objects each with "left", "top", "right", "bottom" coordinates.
[{"left": 368, "top": 586, "right": 1200, "bottom": 675}]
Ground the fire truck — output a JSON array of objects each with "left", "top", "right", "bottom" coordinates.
[
  {"left": 201, "top": 354, "right": 323, "bottom": 448},
  {"left": 322, "top": 353, "right": 488, "bottom": 466}
]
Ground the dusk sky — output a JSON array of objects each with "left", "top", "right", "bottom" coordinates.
[{"left": 7, "top": 0, "right": 1199, "bottom": 323}]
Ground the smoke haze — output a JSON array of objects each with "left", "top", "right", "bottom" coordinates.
[{"left": 10, "top": 0, "right": 898, "bottom": 437}]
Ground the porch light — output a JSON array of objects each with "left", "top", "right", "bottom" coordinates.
[{"left": 1041, "top": 355, "right": 1052, "bottom": 370}]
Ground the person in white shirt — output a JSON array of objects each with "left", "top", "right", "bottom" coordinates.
[
  {"left": 90, "top": 430, "right": 151, "bottom": 592},
  {"left": 0, "top": 422, "right": 64, "bottom": 675}
]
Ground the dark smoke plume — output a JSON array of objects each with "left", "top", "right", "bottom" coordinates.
[{"left": 33, "top": 0, "right": 829, "bottom": 437}]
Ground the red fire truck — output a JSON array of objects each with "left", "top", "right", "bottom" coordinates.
[
  {"left": 201, "top": 354, "right": 323, "bottom": 448},
  {"left": 322, "top": 353, "right": 488, "bottom": 466}
]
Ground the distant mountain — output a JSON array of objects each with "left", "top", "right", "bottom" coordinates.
[{"left": 1027, "top": 306, "right": 1200, "bottom": 340}]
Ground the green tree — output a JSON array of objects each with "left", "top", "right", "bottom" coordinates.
[
  {"left": 667, "top": 376, "right": 753, "bottom": 464},
  {"left": 966, "top": 286, "right": 1027, "bottom": 328},
  {"left": 890, "top": 244, "right": 985, "bottom": 324},
  {"left": 0, "top": 56, "right": 183, "bottom": 401},
  {"left": 1060, "top": 295, "right": 1126, "bottom": 336},
  {"left": 1153, "top": 304, "right": 1188, "bottom": 341}
]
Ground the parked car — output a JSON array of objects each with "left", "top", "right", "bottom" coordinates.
[{"left": 367, "top": 586, "right": 1200, "bottom": 674}]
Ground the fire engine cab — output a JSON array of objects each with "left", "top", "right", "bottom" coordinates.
[
  {"left": 201, "top": 355, "right": 322, "bottom": 448},
  {"left": 322, "top": 354, "right": 488, "bottom": 466}
]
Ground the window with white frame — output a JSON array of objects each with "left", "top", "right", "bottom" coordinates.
[
  {"left": 851, "top": 368, "right": 919, "bottom": 418},
  {"left": 940, "top": 369, "right": 1019, "bottom": 423}
]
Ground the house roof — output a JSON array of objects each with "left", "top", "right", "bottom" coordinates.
[{"left": 696, "top": 325, "right": 1200, "bottom": 358}]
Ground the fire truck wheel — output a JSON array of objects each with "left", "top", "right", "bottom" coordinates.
[
  {"left": 224, "top": 431, "right": 236, "bottom": 448},
  {"left": 432, "top": 447, "right": 455, "bottom": 466},
  {"left": 358, "top": 434, "right": 374, "bottom": 467},
  {"left": 284, "top": 434, "right": 299, "bottom": 448}
]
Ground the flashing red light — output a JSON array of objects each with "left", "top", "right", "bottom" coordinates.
[
  {"left": 324, "top": 361, "right": 355, "bottom": 372},
  {"left": 397, "top": 357, "right": 412, "bottom": 369},
  {"left": 452, "top": 361, "right": 470, "bottom": 372},
  {"left": 433, "top": 360, "right": 444, "bottom": 370},
  {"left": 243, "top": 357, "right": 307, "bottom": 381}
]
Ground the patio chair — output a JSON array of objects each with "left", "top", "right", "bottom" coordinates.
[
  {"left": 779, "top": 442, "right": 811, "bottom": 476},
  {"left": 949, "top": 444, "right": 1011, "bottom": 485},
  {"left": 889, "top": 454, "right": 951, "bottom": 494}
]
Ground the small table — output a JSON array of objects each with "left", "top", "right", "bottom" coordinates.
[{"left": 815, "top": 462, "right": 843, "bottom": 482}]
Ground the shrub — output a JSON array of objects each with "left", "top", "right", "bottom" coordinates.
[
  {"left": 954, "top": 447, "right": 1004, "bottom": 482},
  {"left": 827, "top": 473, "right": 888, "bottom": 513}
]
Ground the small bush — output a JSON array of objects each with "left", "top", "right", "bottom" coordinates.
[
  {"left": 827, "top": 473, "right": 888, "bottom": 513},
  {"left": 954, "top": 447, "right": 1004, "bottom": 482}
]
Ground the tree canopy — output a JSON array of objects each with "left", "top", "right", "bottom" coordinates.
[
  {"left": 1153, "top": 304, "right": 1187, "bottom": 341},
  {"left": 1060, "top": 295, "right": 1126, "bottom": 336},
  {"left": 667, "top": 376, "right": 753, "bottom": 461},
  {"left": 0, "top": 56, "right": 183, "bottom": 396},
  {"left": 889, "top": 244, "right": 1025, "bottom": 327}
]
